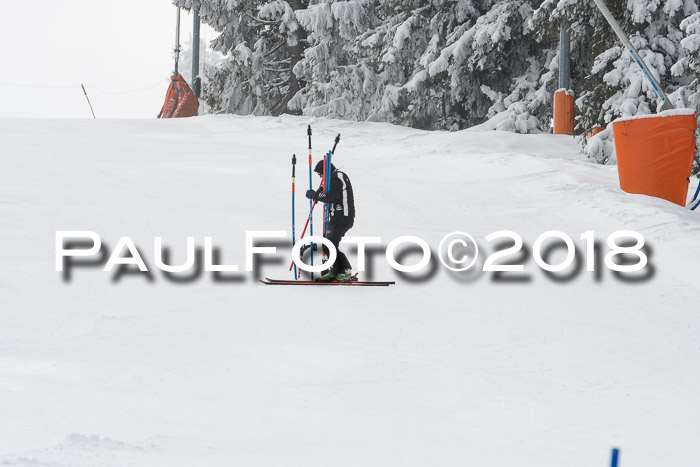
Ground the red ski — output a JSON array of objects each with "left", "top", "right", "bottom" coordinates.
[{"left": 261, "top": 278, "right": 394, "bottom": 286}]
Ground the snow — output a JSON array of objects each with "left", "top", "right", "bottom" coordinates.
[
  {"left": 2, "top": 115, "right": 700, "bottom": 466},
  {"left": 680, "top": 33, "right": 700, "bottom": 52},
  {"left": 332, "top": 2, "right": 367, "bottom": 40},
  {"left": 614, "top": 107, "right": 697, "bottom": 122},
  {"left": 663, "top": 0, "right": 684, "bottom": 15},
  {"left": 402, "top": 70, "right": 427, "bottom": 92},
  {"left": 603, "top": 68, "right": 623, "bottom": 87},
  {"left": 393, "top": 16, "right": 414, "bottom": 50},
  {"left": 295, "top": 3, "right": 333, "bottom": 34},
  {"left": 585, "top": 124, "right": 617, "bottom": 165}
]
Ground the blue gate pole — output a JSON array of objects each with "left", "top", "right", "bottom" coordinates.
[
  {"left": 291, "top": 154, "right": 297, "bottom": 280},
  {"left": 324, "top": 151, "right": 332, "bottom": 234},
  {"left": 611, "top": 448, "right": 620, "bottom": 467},
  {"left": 307, "top": 126, "right": 314, "bottom": 280}
]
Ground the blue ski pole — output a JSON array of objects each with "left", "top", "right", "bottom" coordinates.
[
  {"left": 323, "top": 152, "right": 328, "bottom": 235},
  {"left": 611, "top": 448, "right": 620, "bottom": 467},
  {"left": 308, "top": 126, "right": 314, "bottom": 280},
  {"left": 291, "top": 154, "right": 297, "bottom": 280},
  {"left": 324, "top": 135, "right": 340, "bottom": 232},
  {"left": 324, "top": 151, "right": 331, "bottom": 234},
  {"left": 320, "top": 152, "right": 329, "bottom": 266}
]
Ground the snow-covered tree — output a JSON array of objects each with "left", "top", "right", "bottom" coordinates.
[
  {"left": 175, "top": 0, "right": 700, "bottom": 159},
  {"left": 483, "top": 0, "right": 699, "bottom": 138},
  {"left": 435, "top": 0, "right": 546, "bottom": 132},
  {"left": 531, "top": 0, "right": 699, "bottom": 162},
  {"left": 174, "top": 0, "right": 307, "bottom": 116},
  {"left": 290, "top": 0, "right": 550, "bottom": 131},
  {"left": 673, "top": 11, "right": 700, "bottom": 167},
  {"left": 673, "top": 11, "right": 700, "bottom": 108}
]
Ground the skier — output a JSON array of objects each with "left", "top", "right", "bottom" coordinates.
[{"left": 306, "top": 160, "right": 355, "bottom": 281}]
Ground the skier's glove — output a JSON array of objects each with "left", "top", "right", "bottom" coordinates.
[{"left": 306, "top": 189, "right": 318, "bottom": 201}]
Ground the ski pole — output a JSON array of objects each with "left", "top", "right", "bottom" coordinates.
[
  {"left": 321, "top": 151, "right": 329, "bottom": 265},
  {"left": 323, "top": 134, "right": 340, "bottom": 238},
  {"left": 288, "top": 133, "right": 341, "bottom": 273},
  {"left": 324, "top": 151, "right": 331, "bottom": 235},
  {"left": 308, "top": 125, "right": 314, "bottom": 280},
  {"left": 289, "top": 181, "right": 323, "bottom": 272},
  {"left": 323, "top": 151, "right": 328, "bottom": 236},
  {"left": 81, "top": 84, "right": 96, "bottom": 119},
  {"left": 319, "top": 136, "right": 340, "bottom": 267},
  {"left": 610, "top": 448, "right": 620, "bottom": 467},
  {"left": 291, "top": 154, "right": 297, "bottom": 279}
]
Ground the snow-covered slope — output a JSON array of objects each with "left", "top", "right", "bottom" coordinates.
[{"left": 1, "top": 115, "right": 699, "bottom": 466}]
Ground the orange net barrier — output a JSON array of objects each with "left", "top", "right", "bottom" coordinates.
[
  {"left": 612, "top": 110, "right": 697, "bottom": 206},
  {"left": 553, "top": 90, "right": 575, "bottom": 135},
  {"left": 159, "top": 74, "right": 199, "bottom": 118}
]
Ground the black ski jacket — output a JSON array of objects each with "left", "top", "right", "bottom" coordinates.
[{"left": 316, "top": 170, "right": 355, "bottom": 221}]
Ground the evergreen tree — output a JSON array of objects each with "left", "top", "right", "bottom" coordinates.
[
  {"left": 174, "top": 0, "right": 307, "bottom": 116},
  {"left": 533, "top": 0, "right": 696, "bottom": 131},
  {"left": 177, "top": 0, "right": 700, "bottom": 161}
]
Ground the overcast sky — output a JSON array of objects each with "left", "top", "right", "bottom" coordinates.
[{"left": 0, "top": 1, "right": 218, "bottom": 119}]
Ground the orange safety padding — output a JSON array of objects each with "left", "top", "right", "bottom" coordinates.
[
  {"left": 553, "top": 90, "right": 575, "bottom": 135},
  {"left": 587, "top": 126, "right": 604, "bottom": 137},
  {"left": 612, "top": 112, "right": 697, "bottom": 206},
  {"left": 159, "top": 74, "right": 199, "bottom": 118}
]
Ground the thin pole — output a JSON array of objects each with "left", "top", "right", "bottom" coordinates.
[
  {"left": 331, "top": 134, "right": 341, "bottom": 154},
  {"left": 610, "top": 448, "right": 620, "bottom": 467},
  {"left": 174, "top": 8, "right": 181, "bottom": 77},
  {"left": 321, "top": 152, "right": 329, "bottom": 266},
  {"left": 80, "top": 84, "right": 96, "bottom": 119},
  {"left": 324, "top": 136, "right": 340, "bottom": 250},
  {"left": 559, "top": 20, "right": 570, "bottom": 90},
  {"left": 308, "top": 125, "right": 314, "bottom": 280},
  {"left": 591, "top": 0, "right": 673, "bottom": 111},
  {"left": 322, "top": 152, "right": 328, "bottom": 236},
  {"left": 291, "top": 154, "right": 297, "bottom": 279},
  {"left": 291, "top": 183, "right": 323, "bottom": 272},
  {"left": 192, "top": 9, "right": 201, "bottom": 98},
  {"left": 324, "top": 151, "right": 331, "bottom": 235}
]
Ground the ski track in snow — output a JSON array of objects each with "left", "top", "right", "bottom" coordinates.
[{"left": 1, "top": 114, "right": 699, "bottom": 466}]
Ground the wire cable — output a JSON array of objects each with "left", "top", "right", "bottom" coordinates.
[
  {"left": 0, "top": 77, "right": 170, "bottom": 95},
  {"left": 83, "top": 77, "right": 170, "bottom": 95},
  {"left": 0, "top": 81, "right": 79, "bottom": 89}
]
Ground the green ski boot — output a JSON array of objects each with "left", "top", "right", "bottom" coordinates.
[
  {"left": 334, "top": 269, "right": 354, "bottom": 282},
  {"left": 317, "top": 271, "right": 337, "bottom": 282}
]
